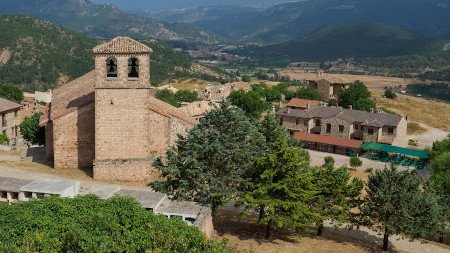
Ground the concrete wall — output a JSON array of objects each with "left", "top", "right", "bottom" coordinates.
[{"left": 53, "top": 104, "right": 95, "bottom": 169}]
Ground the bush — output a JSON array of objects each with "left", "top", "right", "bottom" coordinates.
[
  {"left": 384, "top": 88, "right": 397, "bottom": 99},
  {"left": 0, "top": 196, "right": 230, "bottom": 253},
  {"left": 19, "top": 112, "right": 45, "bottom": 146},
  {"left": 324, "top": 156, "right": 335, "bottom": 166},
  {"left": 350, "top": 157, "right": 363, "bottom": 170},
  {"left": 365, "top": 167, "right": 374, "bottom": 173},
  {"left": 0, "top": 134, "right": 9, "bottom": 144},
  {"left": 242, "top": 75, "right": 252, "bottom": 82}
]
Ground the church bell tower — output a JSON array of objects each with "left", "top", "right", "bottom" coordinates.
[{"left": 92, "top": 37, "right": 153, "bottom": 181}]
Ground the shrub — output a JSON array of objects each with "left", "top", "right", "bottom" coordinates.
[
  {"left": 384, "top": 88, "right": 397, "bottom": 99},
  {"left": 365, "top": 167, "right": 374, "bottom": 173},
  {"left": 0, "top": 196, "right": 230, "bottom": 253},
  {"left": 324, "top": 156, "right": 335, "bottom": 166},
  {"left": 19, "top": 112, "right": 45, "bottom": 146},
  {"left": 0, "top": 134, "right": 9, "bottom": 144},
  {"left": 241, "top": 75, "right": 252, "bottom": 82},
  {"left": 350, "top": 157, "right": 363, "bottom": 170}
]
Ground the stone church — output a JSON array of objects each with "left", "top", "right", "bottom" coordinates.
[{"left": 40, "top": 37, "right": 196, "bottom": 182}]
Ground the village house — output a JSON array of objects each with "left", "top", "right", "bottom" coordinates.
[
  {"left": 0, "top": 98, "right": 21, "bottom": 144},
  {"left": 307, "top": 77, "right": 350, "bottom": 100},
  {"left": 276, "top": 105, "right": 408, "bottom": 153},
  {"left": 179, "top": 100, "right": 216, "bottom": 122},
  {"left": 39, "top": 37, "right": 196, "bottom": 182},
  {"left": 286, "top": 98, "right": 322, "bottom": 110},
  {"left": 199, "top": 82, "right": 251, "bottom": 101}
]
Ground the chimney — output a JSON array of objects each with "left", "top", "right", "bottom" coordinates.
[
  {"left": 370, "top": 108, "right": 375, "bottom": 113},
  {"left": 349, "top": 105, "right": 352, "bottom": 110},
  {"left": 287, "top": 108, "right": 291, "bottom": 113},
  {"left": 307, "top": 103, "right": 310, "bottom": 109}
]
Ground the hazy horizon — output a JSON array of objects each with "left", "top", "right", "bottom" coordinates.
[{"left": 90, "top": 0, "right": 294, "bottom": 10}]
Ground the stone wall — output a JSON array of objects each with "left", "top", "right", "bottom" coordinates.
[
  {"left": 95, "top": 89, "right": 151, "bottom": 161},
  {"left": 169, "top": 118, "right": 192, "bottom": 147},
  {"left": 390, "top": 117, "right": 408, "bottom": 147},
  {"left": 193, "top": 207, "right": 215, "bottom": 238},
  {"left": 53, "top": 104, "right": 95, "bottom": 169},
  {"left": 279, "top": 115, "right": 309, "bottom": 133},
  {"left": 93, "top": 158, "right": 160, "bottom": 182},
  {"left": 1, "top": 109, "right": 19, "bottom": 142},
  {"left": 320, "top": 117, "right": 351, "bottom": 138},
  {"left": 362, "top": 126, "right": 381, "bottom": 143}
]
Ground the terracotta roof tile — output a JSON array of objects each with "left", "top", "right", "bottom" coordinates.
[
  {"left": 93, "top": 37, "right": 153, "bottom": 54},
  {"left": 295, "top": 132, "right": 363, "bottom": 149},
  {"left": 287, "top": 98, "right": 321, "bottom": 109},
  {"left": 0, "top": 98, "right": 21, "bottom": 113}
]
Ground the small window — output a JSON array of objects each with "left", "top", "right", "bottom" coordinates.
[
  {"left": 304, "top": 120, "right": 308, "bottom": 126},
  {"left": 296, "top": 119, "right": 300, "bottom": 125},
  {"left": 388, "top": 128, "right": 394, "bottom": 135},
  {"left": 315, "top": 119, "right": 321, "bottom": 126},
  {"left": 106, "top": 57, "right": 118, "bottom": 78},
  {"left": 280, "top": 118, "right": 284, "bottom": 125},
  {"left": 354, "top": 124, "right": 359, "bottom": 130},
  {"left": 339, "top": 125, "right": 344, "bottom": 133},
  {"left": 14, "top": 111, "right": 18, "bottom": 117},
  {"left": 326, "top": 124, "right": 331, "bottom": 133},
  {"left": 368, "top": 128, "right": 374, "bottom": 135},
  {"left": 128, "top": 57, "right": 139, "bottom": 78}
]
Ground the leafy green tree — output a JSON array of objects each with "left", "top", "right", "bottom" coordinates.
[
  {"left": 431, "top": 152, "right": 450, "bottom": 195},
  {"left": 175, "top": 89, "right": 198, "bottom": 103},
  {"left": 0, "top": 195, "right": 229, "bottom": 252},
  {"left": 229, "top": 90, "right": 269, "bottom": 118},
  {"left": 324, "top": 156, "right": 335, "bottom": 166},
  {"left": 294, "top": 87, "right": 323, "bottom": 101},
  {"left": 313, "top": 165, "right": 363, "bottom": 236},
  {"left": 258, "top": 114, "right": 292, "bottom": 148},
  {"left": 151, "top": 102, "right": 265, "bottom": 219},
  {"left": 384, "top": 88, "right": 397, "bottom": 99},
  {"left": 349, "top": 156, "right": 362, "bottom": 170},
  {"left": 338, "top": 81, "right": 376, "bottom": 111},
  {"left": 156, "top": 89, "right": 179, "bottom": 107},
  {"left": 0, "top": 84, "right": 24, "bottom": 103},
  {"left": 19, "top": 112, "right": 45, "bottom": 146},
  {"left": 358, "top": 166, "right": 442, "bottom": 251},
  {"left": 0, "top": 134, "right": 9, "bottom": 144},
  {"left": 431, "top": 137, "right": 450, "bottom": 159},
  {"left": 242, "top": 140, "right": 318, "bottom": 238},
  {"left": 242, "top": 75, "right": 252, "bottom": 82}
]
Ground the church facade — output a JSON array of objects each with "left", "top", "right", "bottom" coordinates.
[{"left": 40, "top": 37, "right": 196, "bottom": 182}]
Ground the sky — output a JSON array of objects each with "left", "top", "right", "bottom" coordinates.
[{"left": 90, "top": 0, "right": 294, "bottom": 10}]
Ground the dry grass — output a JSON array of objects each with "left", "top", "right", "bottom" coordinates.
[
  {"left": 172, "top": 78, "right": 209, "bottom": 91},
  {"left": 373, "top": 92, "right": 450, "bottom": 131},
  {"left": 0, "top": 149, "right": 21, "bottom": 156},
  {"left": 215, "top": 208, "right": 399, "bottom": 253},
  {"left": 407, "top": 122, "right": 428, "bottom": 135}
]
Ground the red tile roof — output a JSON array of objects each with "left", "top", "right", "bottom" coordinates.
[
  {"left": 93, "top": 37, "right": 152, "bottom": 54},
  {"left": 294, "top": 132, "right": 363, "bottom": 149},
  {"left": 287, "top": 98, "right": 321, "bottom": 109},
  {"left": 0, "top": 98, "right": 21, "bottom": 113}
]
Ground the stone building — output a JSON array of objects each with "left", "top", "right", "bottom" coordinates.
[
  {"left": 179, "top": 100, "right": 216, "bottom": 122},
  {"left": 40, "top": 37, "right": 196, "bottom": 182},
  {"left": 276, "top": 105, "right": 408, "bottom": 147},
  {"left": 307, "top": 77, "right": 349, "bottom": 100},
  {"left": 0, "top": 98, "right": 21, "bottom": 144}
]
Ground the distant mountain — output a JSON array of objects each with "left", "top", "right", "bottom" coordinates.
[
  {"left": 237, "top": 23, "right": 446, "bottom": 62},
  {"left": 0, "top": 15, "right": 230, "bottom": 91},
  {"left": 90, "top": 0, "right": 291, "bottom": 10},
  {"left": 0, "top": 0, "right": 221, "bottom": 44},
  {"left": 144, "top": 0, "right": 450, "bottom": 43}
]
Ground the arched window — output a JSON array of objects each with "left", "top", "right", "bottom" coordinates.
[
  {"left": 128, "top": 57, "right": 139, "bottom": 78},
  {"left": 106, "top": 57, "right": 117, "bottom": 78}
]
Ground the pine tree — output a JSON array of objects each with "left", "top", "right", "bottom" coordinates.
[
  {"left": 242, "top": 140, "right": 319, "bottom": 238},
  {"left": 313, "top": 165, "right": 363, "bottom": 236},
  {"left": 358, "top": 165, "right": 440, "bottom": 251},
  {"left": 151, "top": 101, "right": 265, "bottom": 219}
]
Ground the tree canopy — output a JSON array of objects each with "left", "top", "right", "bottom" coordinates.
[
  {"left": 19, "top": 112, "right": 45, "bottom": 146},
  {"left": 151, "top": 101, "right": 266, "bottom": 218},
  {"left": 293, "top": 87, "right": 323, "bottom": 101},
  {"left": 0, "top": 195, "right": 229, "bottom": 253},
  {"left": 155, "top": 89, "right": 199, "bottom": 107},
  {"left": 0, "top": 83, "right": 24, "bottom": 103},
  {"left": 228, "top": 89, "right": 269, "bottom": 118},
  {"left": 338, "top": 81, "right": 376, "bottom": 111}
]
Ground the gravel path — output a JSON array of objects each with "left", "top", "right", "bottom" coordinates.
[{"left": 409, "top": 125, "right": 449, "bottom": 149}]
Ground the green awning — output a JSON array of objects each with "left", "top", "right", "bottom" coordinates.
[{"left": 360, "top": 142, "right": 430, "bottom": 159}]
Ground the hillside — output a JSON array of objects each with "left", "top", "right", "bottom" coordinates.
[
  {"left": 0, "top": 15, "right": 96, "bottom": 90},
  {"left": 145, "top": 0, "right": 450, "bottom": 43},
  {"left": 0, "top": 0, "right": 221, "bottom": 44},
  {"left": 0, "top": 15, "right": 230, "bottom": 91},
  {"left": 235, "top": 23, "right": 448, "bottom": 66}
]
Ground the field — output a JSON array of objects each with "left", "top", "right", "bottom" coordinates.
[
  {"left": 373, "top": 91, "right": 450, "bottom": 132},
  {"left": 279, "top": 69, "right": 417, "bottom": 90}
]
